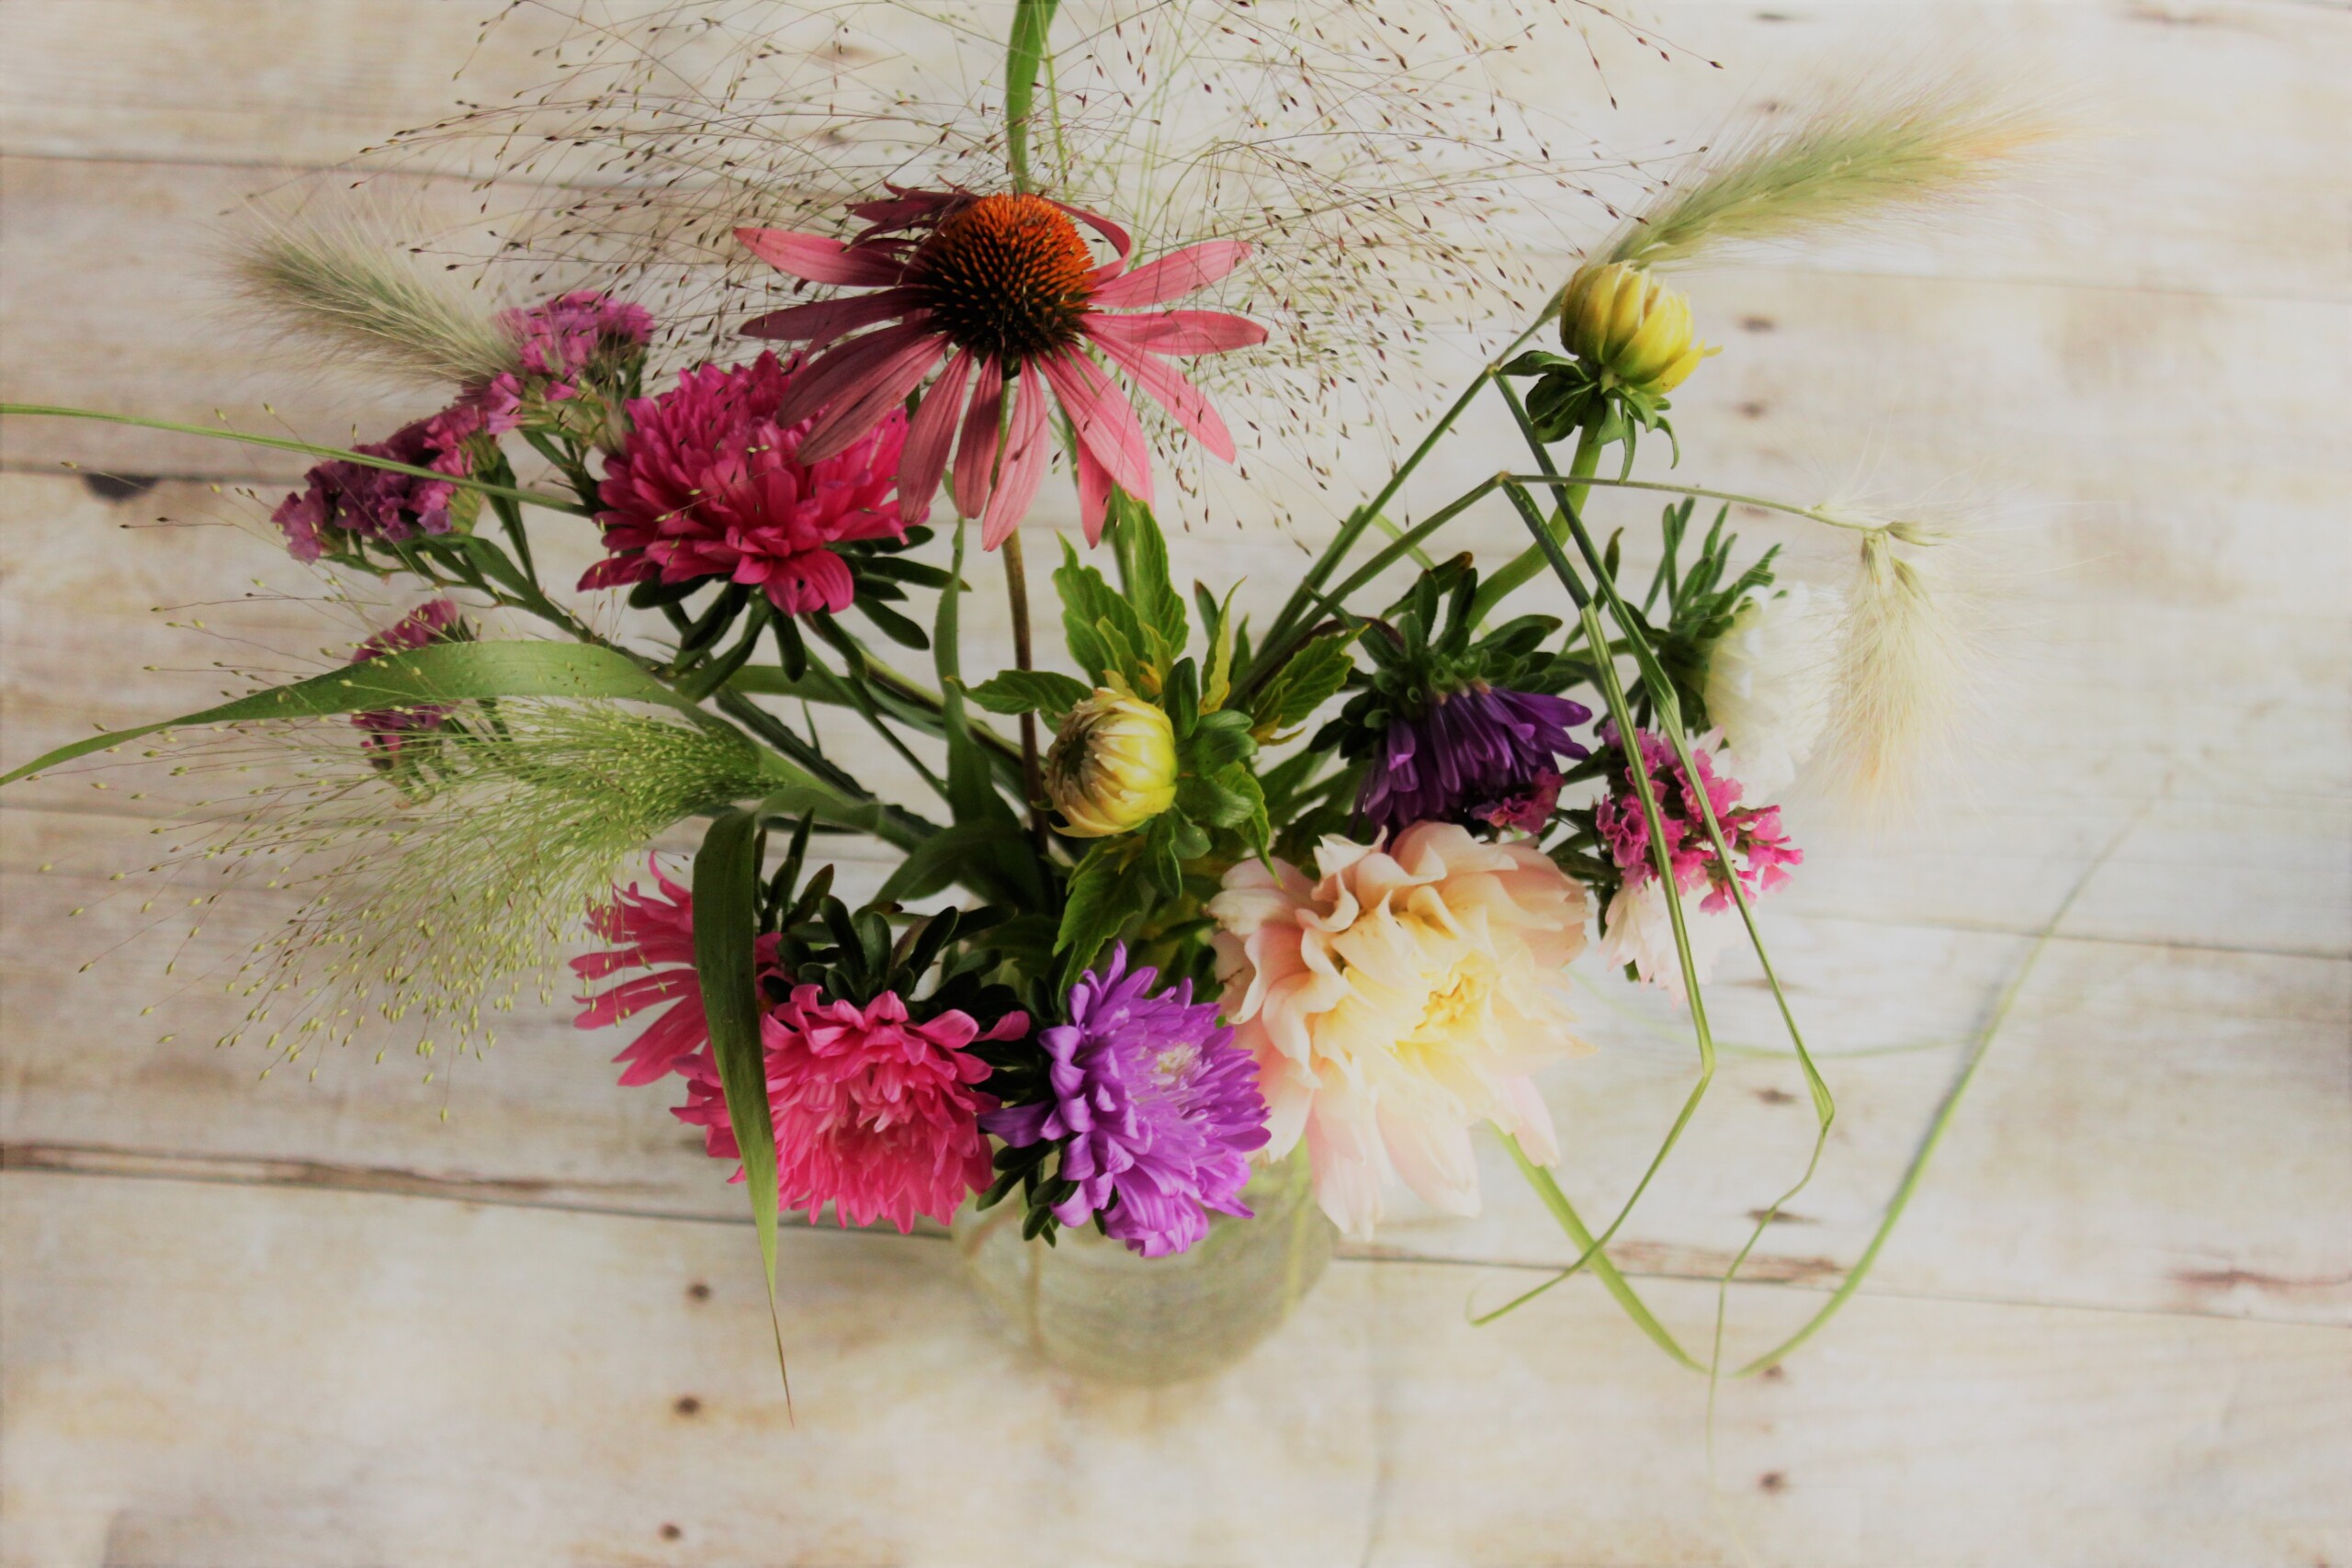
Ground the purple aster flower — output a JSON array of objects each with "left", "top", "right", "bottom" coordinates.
[
  {"left": 1357, "top": 684, "right": 1591, "bottom": 838},
  {"left": 981, "top": 944, "right": 1270, "bottom": 1258}
]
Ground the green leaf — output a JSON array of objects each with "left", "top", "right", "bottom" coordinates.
[
  {"left": 1246, "top": 629, "right": 1359, "bottom": 739},
  {"left": 1055, "top": 838, "right": 1149, "bottom": 976},
  {"left": 967, "top": 670, "right": 1092, "bottom": 719},
  {"left": 1055, "top": 543, "right": 1147, "bottom": 687},
  {"left": 693, "top": 807, "right": 792, "bottom": 1394},
  {"left": 1107, "top": 491, "right": 1187, "bottom": 657},
  {"left": 1216, "top": 761, "right": 1270, "bottom": 854},
  {"left": 855, "top": 595, "right": 931, "bottom": 651},
  {"left": 935, "top": 521, "right": 1018, "bottom": 829},
  {"left": 1183, "top": 707, "right": 1256, "bottom": 774},
  {"left": 2, "top": 640, "right": 713, "bottom": 787}
]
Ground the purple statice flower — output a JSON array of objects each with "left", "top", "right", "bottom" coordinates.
[
  {"left": 1595, "top": 728, "right": 1803, "bottom": 912},
  {"left": 1358, "top": 684, "right": 1591, "bottom": 839},
  {"left": 271, "top": 400, "right": 510, "bottom": 564},
  {"left": 981, "top": 944, "right": 1270, "bottom": 1258},
  {"left": 347, "top": 597, "right": 466, "bottom": 755}
]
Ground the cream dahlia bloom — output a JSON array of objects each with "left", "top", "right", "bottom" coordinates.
[
  {"left": 1207, "top": 823, "right": 1592, "bottom": 1240},
  {"left": 1703, "top": 581, "right": 1844, "bottom": 798}
]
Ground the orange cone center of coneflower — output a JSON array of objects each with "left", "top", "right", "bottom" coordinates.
[{"left": 910, "top": 194, "right": 1096, "bottom": 364}]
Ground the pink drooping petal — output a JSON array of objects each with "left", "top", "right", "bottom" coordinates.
[
  {"left": 798, "top": 329, "right": 949, "bottom": 464},
  {"left": 741, "top": 288, "right": 918, "bottom": 346},
  {"left": 735, "top": 227, "right": 910, "bottom": 288},
  {"left": 955, "top": 357, "right": 1006, "bottom": 521},
  {"left": 773, "top": 320, "right": 940, "bottom": 432},
  {"left": 1084, "top": 310, "right": 1269, "bottom": 357},
  {"left": 1037, "top": 348, "right": 1153, "bottom": 504},
  {"left": 1050, "top": 201, "right": 1134, "bottom": 282},
  {"left": 847, "top": 186, "right": 967, "bottom": 232},
  {"left": 1089, "top": 241, "right": 1252, "bottom": 309},
  {"left": 980, "top": 373, "right": 1052, "bottom": 550},
  {"left": 899, "top": 348, "right": 972, "bottom": 525},
  {"left": 1086, "top": 323, "right": 1239, "bottom": 463},
  {"left": 1075, "top": 439, "right": 1114, "bottom": 546}
]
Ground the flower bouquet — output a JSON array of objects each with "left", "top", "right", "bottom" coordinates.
[{"left": 4, "top": 1, "right": 2045, "bottom": 1390}]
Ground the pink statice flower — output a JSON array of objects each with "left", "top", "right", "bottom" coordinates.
[
  {"left": 672, "top": 986, "right": 1027, "bottom": 1234},
  {"left": 736, "top": 189, "right": 1266, "bottom": 547},
  {"left": 1593, "top": 728, "right": 1802, "bottom": 914},
  {"left": 273, "top": 398, "right": 516, "bottom": 563},
  {"left": 580, "top": 351, "right": 910, "bottom": 617},
  {"left": 499, "top": 290, "right": 654, "bottom": 389},
  {"left": 345, "top": 597, "right": 467, "bottom": 754},
  {"left": 572, "top": 859, "right": 784, "bottom": 1089}
]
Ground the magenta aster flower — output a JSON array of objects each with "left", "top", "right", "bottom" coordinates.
[
  {"left": 1595, "top": 728, "right": 1802, "bottom": 912},
  {"left": 1359, "top": 686, "right": 1590, "bottom": 839},
  {"left": 579, "top": 351, "right": 910, "bottom": 617},
  {"left": 673, "top": 986, "right": 1026, "bottom": 1234},
  {"left": 982, "top": 944, "right": 1271, "bottom": 1258},
  {"left": 346, "top": 597, "right": 466, "bottom": 753},
  {"left": 735, "top": 189, "right": 1266, "bottom": 547},
  {"left": 573, "top": 860, "right": 784, "bottom": 1089}
]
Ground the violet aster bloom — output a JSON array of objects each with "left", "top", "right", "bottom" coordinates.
[
  {"left": 982, "top": 944, "right": 1270, "bottom": 1258},
  {"left": 1357, "top": 684, "right": 1591, "bottom": 839}
]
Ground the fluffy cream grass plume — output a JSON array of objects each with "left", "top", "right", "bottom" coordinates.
[
  {"left": 231, "top": 216, "right": 523, "bottom": 388},
  {"left": 169, "top": 701, "right": 768, "bottom": 1072},
  {"left": 1823, "top": 529, "right": 1973, "bottom": 810},
  {"left": 1604, "top": 72, "right": 2059, "bottom": 269}
]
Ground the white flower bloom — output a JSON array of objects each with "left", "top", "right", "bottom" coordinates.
[
  {"left": 1702, "top": 581, "right": 1843, "bottom": 798},
  {"left": 1596, "top": 882, "right": 1737, "bottom": 1007}
]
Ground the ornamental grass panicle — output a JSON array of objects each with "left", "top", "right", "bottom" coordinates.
[
  {"left": 1208, "top": 824, "right": 1591, "bottom": 1240},
  {"left": 672, "top": 986, "right": 1027, "bottom": 1235},
  {"left": 573, "top": 858, "right": 784, "bottom": 1089},
  {"left": 1360, "top": 685, "right": 1590, "bottom": 840},
  {"left": 736, "top": 190, "right": 1265, "bottom": 545},
  {"left": 981, "top": 945, "right": 1270, "bottom": 1258},
  {"left": 581, "top": 351, "right": 910, "bottom": 617},
  {"left": 1044, "top": 686, "right": 1179, "bottom": 838}
]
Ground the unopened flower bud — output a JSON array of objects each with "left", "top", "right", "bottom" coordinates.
[
  {"left": 1559, "top": 262, "right": 1718, "bottom": 396},
  {"left": 1046, "top": 688, "right": 1178, "bottom": 837}
]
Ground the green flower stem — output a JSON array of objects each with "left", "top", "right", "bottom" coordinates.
[
  {"left": 1468, "top": 418, "right": 1604, "bottom": 624},
  {"left": 1501, "top": 1137, "right": 1703, "bottom": 1373},
  {"left": 0, "top": 403, "right": 589, "bottom": 514},
  {"left": 1003, "top": 0, "right": 1061, "bottom": 194},
  {"left": 1502, "top": 473, "right": 1905, "bottom": 536}
]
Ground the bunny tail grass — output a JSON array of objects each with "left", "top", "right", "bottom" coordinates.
[{"left": 230, "top": 218, "right": 522, "bottom": 388}]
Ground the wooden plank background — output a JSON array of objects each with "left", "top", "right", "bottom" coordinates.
[{"left": 2, "top": 3, "right": 2346, "bottom": 1564}]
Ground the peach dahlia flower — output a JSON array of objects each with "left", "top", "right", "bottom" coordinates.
[{"left": 1207, "top": 823, "right": 1592, "bottom": 1239}]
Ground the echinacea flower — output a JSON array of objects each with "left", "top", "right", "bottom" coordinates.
[
  {"left": 982, "top": 945, "right": 1270, "bottom": 1258},
  {"left": 1044, "top": 685, "right": 1179, "bottom": 838},
  {"left": 736, "top": 190, "right": 1266, "bottom": 546},
  {"left": 347, "top": 597, "right": 466, "bottom": 753},
  {"left": 1359, "top": 685, "right": 1589, "bottom": 839},
  {"left": 1592, "top": 730, "right": 1801, "bottom": 1000},
  {"left": 1559, "top": 261, "right": 1718, "bottom": 397},
  {"left": 1703, "top": 582, "right": 1844, "bottom": 797},
  {"left": 673, "top": 987, "right": 1027, "bottom": 1234},
  {"left": 580, "top": 351, "right": 910, "bottom": 617},
  {"left": 1207, "top": 823, "right": 1591, "bottom": 1240},
  {"left": 272, "top": 399, "right": 510, "bottom": 563},
  {"left": 573, "top": 859, "right": 783, "bottom": 1088}
]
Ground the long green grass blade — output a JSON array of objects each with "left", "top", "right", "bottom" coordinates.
[
  {"left": 1500, "top": 1138, "right": 1703, "bottom": 1371},
  {"left": 693, "top": 807, "right": 791, "bottom": 1402}
]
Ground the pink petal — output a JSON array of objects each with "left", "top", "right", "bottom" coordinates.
[
  {"left": 980, "top": 375, "right": 1052, "bottom": 550},
  {"left": 774, "top": 321, "right": 939, "bottom": 430},
  {"left": 1051, "top": 201, "right": 1134, "bottom": 282},
  {"left": 798, "top": 330, "right": 948, "bottom": 464},
  {"left": 1036, "top": 348, "right": 1153, "bottom": 503},
  {"left": 899, "top": 349, "right": 972, "bottom": 525},
  {"left": 741, "top": 288, "right": 917, "bottom": 346},
  {"left": 955, "top": 358, "right": 1006, "bottom": 520},
  {"left": 1075, "top": 440, "right": 1114, "bottom": 547},
  {"left": 1085, "top": 323, "right": 1238, "bottom": 462},
  {"left": 848, "top": 187, "right": 965, "bottom": 232},
  {"left": 1084, "top": 309, "right": 1268, "bottom": 357},
  {"left": 1089, "top": 241, "right": 1252, "bottom": 309},
  {"left": 735, "top": 227, "right": 909, "bottom": 288}
]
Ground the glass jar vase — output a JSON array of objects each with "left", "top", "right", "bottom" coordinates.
[{"left": 951, "top": 1149, "right": 1335, "bottom": 1385}]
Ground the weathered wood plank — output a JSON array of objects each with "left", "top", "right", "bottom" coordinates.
[{"left": 4, "top": 1172, "right": 2345, "bottom": 1567}]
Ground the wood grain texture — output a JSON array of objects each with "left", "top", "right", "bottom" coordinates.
[{"left": 2, "top": 2, "right": 2347, "bottom": 1563}]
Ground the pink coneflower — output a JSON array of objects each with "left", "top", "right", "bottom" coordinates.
[
  {"left": 673, "top": 986, "right": 1027, "bottom": 1234},
  {"left": 735, "top": 190, "right": 1266, "bottom": 547},
  {"left": 579, "top": 352, "right": 910, "bottom": 617},
  {"left": 573, "top": 859, "right": 784, "bottom": 1088}
]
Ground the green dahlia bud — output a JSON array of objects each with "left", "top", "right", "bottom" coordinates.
[
  {"left": 1046, "top": 687, "right": 1179, "bottom": 838},
  {"left": 1559, "top": 261, "right": 1719, "bottom": 396}
]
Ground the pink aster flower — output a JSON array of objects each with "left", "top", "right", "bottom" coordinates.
[
  {"left": 579, "top": 351, "right": 910, "bottom": 617},
  {"left": 572, "top": 859, "right": 784, "bottom": 1089},
  {"left": 735, "top": 189, "right": 1267, "bottom": 547},
  {"left": 673, "top": 986, "right": 1028, "bottom": 1234},
  {"left": 346, "top": 597, "right": 465, "bottom": 754}
]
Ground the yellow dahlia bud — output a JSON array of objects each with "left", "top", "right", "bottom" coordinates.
[
  {"left": 1045, "top": 687, "right": 1178, "bottom": 838},
  {"left": 1559, "top": 261, "right": 1719, "bottom": 395}
]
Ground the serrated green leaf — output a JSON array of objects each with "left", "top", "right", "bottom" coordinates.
[
  {"left": 1246, "top": 629, "right": 1359, "bottom": 739},
  {"left": 1107, "top": 490, "right": 1187, "bottom": 656},
  {"left": 1055, "top": 543, "right": 1148, "bottom": 687},
  {"left": 1055, "top": 839, "right": 1151, "bottom": 977},
  {"left": 967, "top": 670, "right": 1093, "bottom": 719}
]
